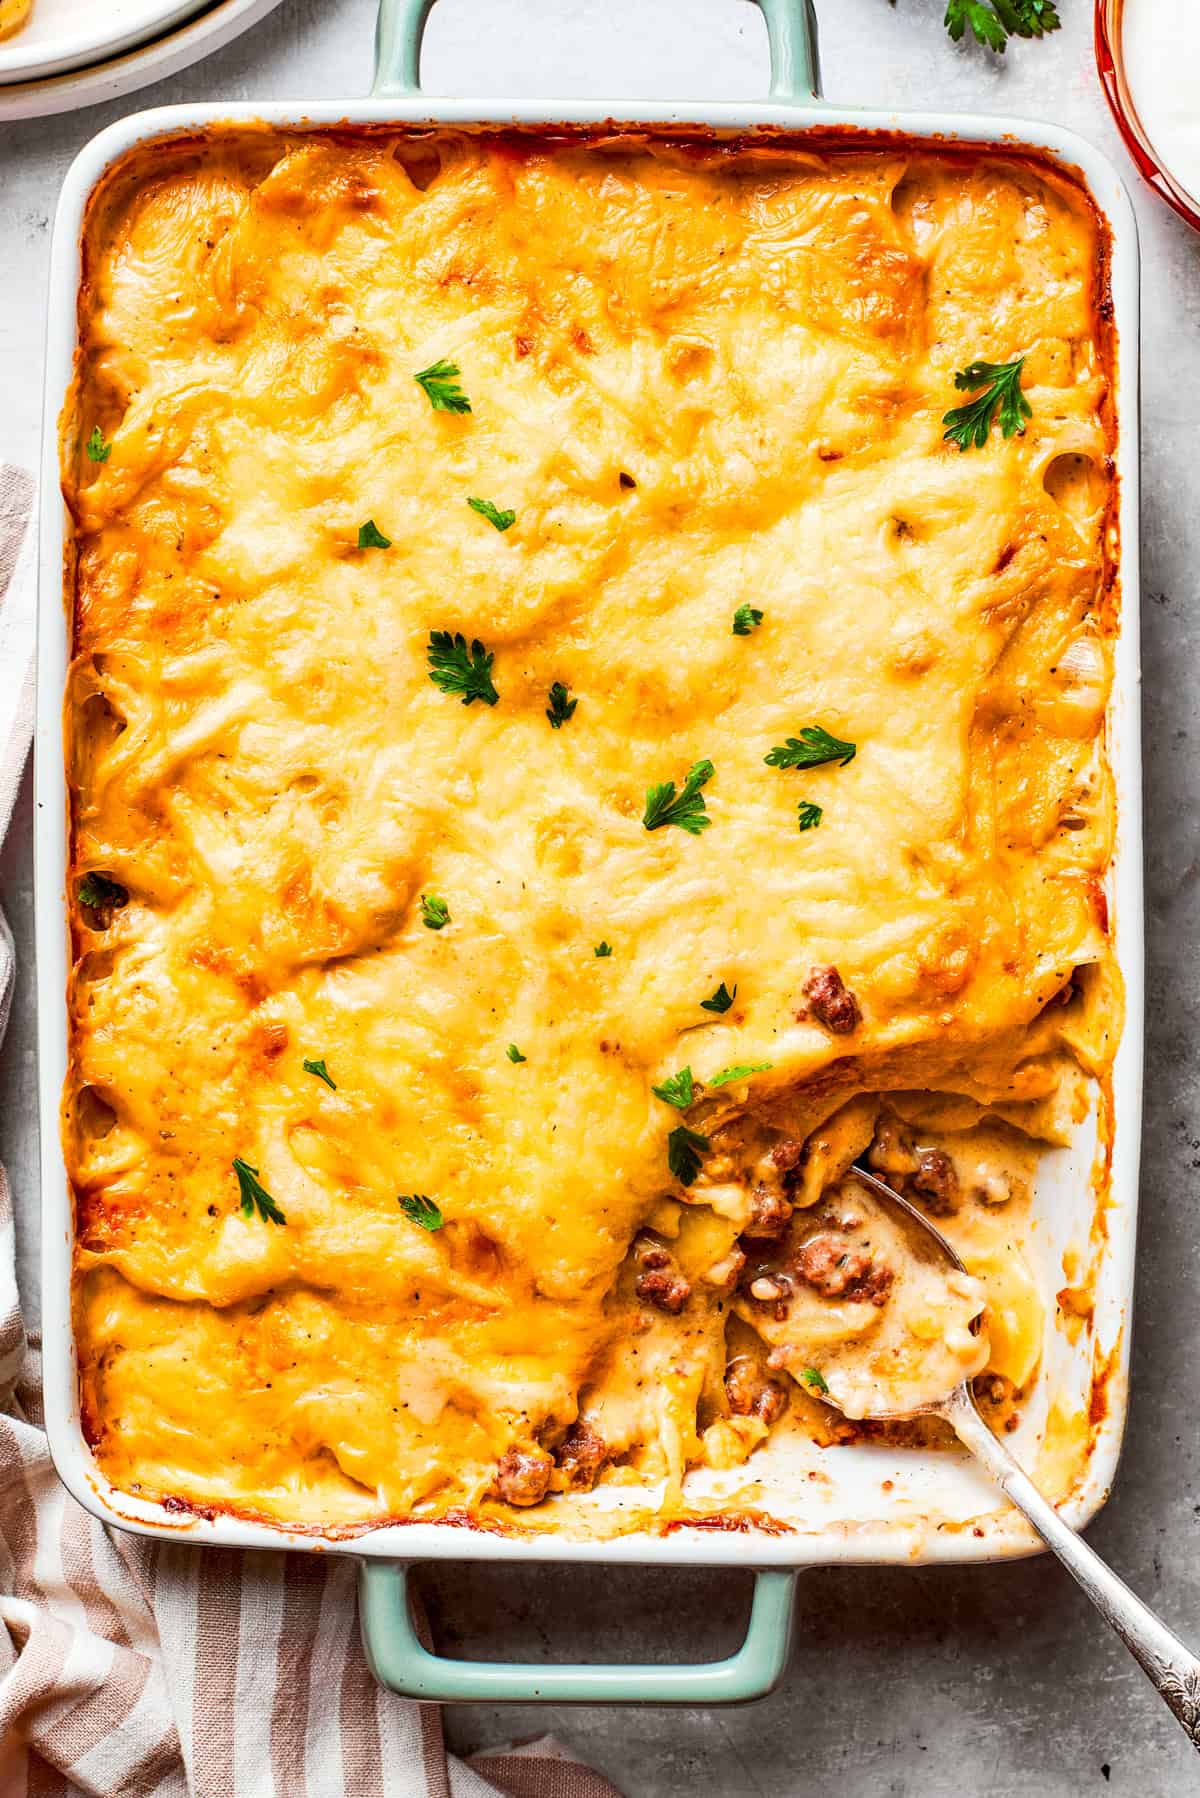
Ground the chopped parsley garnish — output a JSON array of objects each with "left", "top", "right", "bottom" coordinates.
[
  {"left": 420, "top": 893, "right": 450, "bottom": 930},
  {"left": 797, "top": 801, "right": 823, "bottom": 832},
  {"left": 700, "top": 981, "right": 737, "bottom": 1014},
  {"left": 398, "top": 1192, "right": 443, "bottom": 1231},
  {"left": 427, "top": 630, "right": 499, "bottom": 706},
  {"left": 652, "top": 1067, "right": 695, "bottom": 1109},
  {"left": 414, "top": 359, "right": 471, "bottom": 413},
  {"left": 765, "top": 727, "right": 856, "bottom": 771},
  {"left": 945, "top": 0, "right": 1059, "bottom": 53},
  {"left": 303, "top": 1057, "right": 336, "bottom": 1089},
  {"left": 642, "top": 758, "right": 714, "bottom": 835},
  {"left": 467, "top": 496, "right": 516, "bottom": 532},
  {"left": 594, "top": 941, "right": 613, "bottom": 958},
  {"left": 942, "top": 357, "right": 1031, "bottom": 451},
  {"left": 708, "top": 1061, "right": 773, "bottom": 1088},
  {"left": 506, "top": 1043, "right": 527, "bottom": 1063},
  {"left": 732, "top": 604, "right": 763, "bottom": 636},
  {"left": 801, "top": 1366, "right": 829, "bottom": 1395},
  {"left": 232, "top": 1157, "right": 286, "bottom": 1226},
  {"left": 357, "top": 519, "right": 392, "bottom": 549},
  {"left": 77, "top": 872, "right": 128, "bottom": 912},
  {"left": 667, "top": 1124, "right": 709, "bottom": 1186},
  {"left": 85, "top": 426, "right": 111, "bottom": 464},
  {"left": 546, "top": 681, "right": 578, "bottom": 729}
]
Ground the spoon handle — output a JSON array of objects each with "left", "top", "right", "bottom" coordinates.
[{"left": 946, "top": 1386, "right": 1200, "bottom": 1750}]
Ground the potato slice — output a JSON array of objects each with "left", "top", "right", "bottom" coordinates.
[{"left": 0, "top": 0, "right": 31, "bottom": 40}]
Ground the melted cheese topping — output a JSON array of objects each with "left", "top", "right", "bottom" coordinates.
[{"left": 64, "top": 128, "right": 1120, "bottom": 1532}]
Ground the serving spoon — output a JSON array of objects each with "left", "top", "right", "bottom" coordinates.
[{"left": 828, "top": 1163, "right": 1200, "bottom": 1751}]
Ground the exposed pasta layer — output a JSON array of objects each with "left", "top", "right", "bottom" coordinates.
[{"left": 64, "top": 128, "right": 1119, "bottom": 1531}]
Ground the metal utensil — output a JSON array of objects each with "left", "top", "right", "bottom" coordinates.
[{"left": 841, "top": 1162, "right": 1200, "bottom": 1751}]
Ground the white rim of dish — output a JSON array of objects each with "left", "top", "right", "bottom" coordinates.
[{"left": 0, "top": 0, "right": 286, "bottom": 117}]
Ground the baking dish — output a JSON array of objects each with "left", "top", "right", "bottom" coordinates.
[{"left": 35, "top": 0, "right": 1143, "bottom": 1705}]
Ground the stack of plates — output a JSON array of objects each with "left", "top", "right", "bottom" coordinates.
[{"left": 0, "top": 0, "right": 286, "bottom": 118}]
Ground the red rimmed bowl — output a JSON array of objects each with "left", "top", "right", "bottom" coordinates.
[{"left": 1096, "top": 0, "right": 1200, "bottom": 232}]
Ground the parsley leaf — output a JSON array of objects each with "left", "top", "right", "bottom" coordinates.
[
  {"left": 303, "top": 1057, "right": 336, "bottom": 1089},
  {"left": 797, "top": 801, "right": 823, "bottom": 832},
  {"left": 85, "top": 426, "right": 111, "bottom": 464},
  {"left": 942, "top": 357, "right": 1031, "bottom": 451},
  {"left": 801, "top": 1366, "right": 829, "bottom": 1395},
  {"left": 946, "top": 0, "right": 1059, "bottom": 50},
  {"left": 700, "top": 981, "right": 737, "bottom": 1014},
  {"left": 594, "top": 940, "right": 613, "bottom": 958},
  {"left": 642, "top": 758, "right": 714, "bottom": 835},
  {"left": 414, "top": 359, "right": 471, "bottom": 413},
  {"left": 232, "top": 1157, "right": 286, "bottom": 1226},
  {"left": 357, "top": 519, "right": 392, "bottom": 549},
  {"left": 399, "top": 1192, "right": 443, "bottom": 1231},
  {"left": 652, "top": 1067, "right": 695, "bottom": 1109},
  {"left": 708, "top": 1061, "right": 773, "bottom": 1088},
  {"left": 420, "top": 893, "right": 450, "bottom": 930},
  {"left": 77, "top": 872, "right": 128, "bottom": 912},
  {"left": 467, "top": 496, "right": 516, "bottom": 532},
  {"left": 945, "top": 0, "right": 1006, "bottom": 48},
  {"left": 546, "top": 681, "right": 578, "bottom": 729},
  {"left": 427, "top": 630, "right": 499, "bottom": 706},
  {"left": 667, "top": 1124, "right": 709, "bottom": 1185},
  {"left": 765, "top": 727, "right": 856, "bottom": 771},
  {"left": 732, "top": 604, "right": 763, "bottom": 636},
  {"left": 506, "top": 1043, "right": 527, "bottom": 1063},
  {"left": 1003, "top": 0, "right": 1061, "bottom": 35}
]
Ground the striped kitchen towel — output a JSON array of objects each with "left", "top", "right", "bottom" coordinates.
[{"left": 0, "top": 465, "right": 622, "bottom": 1798}]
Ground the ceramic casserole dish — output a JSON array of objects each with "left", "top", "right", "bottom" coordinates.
[{"left": 36, "top": 0, "right": 1143, "bottom": 1705}]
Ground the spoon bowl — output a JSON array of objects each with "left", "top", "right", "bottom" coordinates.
[{"left": 778, "top": 1160, "right": 987, "bottom": 1425}]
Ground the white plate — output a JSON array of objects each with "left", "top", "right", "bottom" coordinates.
[
  {"left": 0, "top": 0, "right": 284, "bottom": 115},
  {"left": 0, "top": 0, "right": 205, "bottom": 84}
]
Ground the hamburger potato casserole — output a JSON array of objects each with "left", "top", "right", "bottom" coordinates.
[{"left": 62, "top": 126, "right": 1121, "bottom": 1535}]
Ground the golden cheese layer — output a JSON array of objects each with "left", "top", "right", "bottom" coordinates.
[{"left": 64, "top": 128, "right": 1119, "bottom": 1532}]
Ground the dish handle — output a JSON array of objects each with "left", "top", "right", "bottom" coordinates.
[
  {"left": 372, "top": 0, "right": 822, "bottom": 102},
  {"left": 358, "top": 1561, "right": 797, "bottom": 1704}
]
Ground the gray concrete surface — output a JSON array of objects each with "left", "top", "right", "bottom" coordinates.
[{"left": 2, "top": 2, "right": 1199, "bottom": 1792}]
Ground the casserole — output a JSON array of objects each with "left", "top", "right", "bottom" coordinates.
[
  {"left": 64, "top": 119, "right": 1113, "bottom": 1523},
  {"left": 37, "top": 0, "right": 1143, "bottom": 1704}
]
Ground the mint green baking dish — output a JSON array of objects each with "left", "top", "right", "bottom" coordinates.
[{"left": 38, "top": 0, "right": 1142, "bottom": 1710}]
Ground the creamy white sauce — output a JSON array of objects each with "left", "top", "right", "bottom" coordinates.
[{"left": 1122, "top": 0, "right": 1200, "bottom": 204}]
